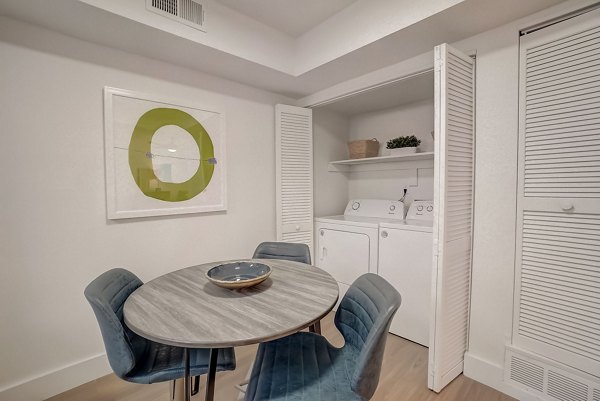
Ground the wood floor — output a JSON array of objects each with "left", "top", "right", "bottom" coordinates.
[{"left": 48, "top": 314, "right": 516, "bottom": 401}]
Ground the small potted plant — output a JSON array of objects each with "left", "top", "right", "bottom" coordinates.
[{"left": 386, "top": 135, "right": 421, "bottom": 155}]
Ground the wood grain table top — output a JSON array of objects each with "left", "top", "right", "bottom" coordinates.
[{"left": 123, "top": 259, "right": 339, "bottom": 348}]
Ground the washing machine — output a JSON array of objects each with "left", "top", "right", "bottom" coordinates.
[
  {"left": 378, "top": 200, "right": 434, "bottom": 346},
  {"left": 315, "top": 199, "right": 404, "bottom": 303}
]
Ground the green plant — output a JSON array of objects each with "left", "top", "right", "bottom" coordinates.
[{"left": 386, "top": 135, "right": 421, "bottom": 149}]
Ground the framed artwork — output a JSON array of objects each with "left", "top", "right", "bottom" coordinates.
[{"left": 104, "top": 87, "right": 226, "bottom": 219}]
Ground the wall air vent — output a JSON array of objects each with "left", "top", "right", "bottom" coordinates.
[
  {"left": 509, "top": 355, "right": 544, "bottom": 392},
  {"left": 547, "top": 370, "right": 589, "bottom": 401},
  {"left": 505, "top": 347, "right": 600, "bottom": 401},
  {"left": 147, "top": 0, "right": 205, "bottom": 32}
]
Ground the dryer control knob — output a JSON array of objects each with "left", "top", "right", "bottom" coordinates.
[
  {"left": 427, "top": 205, "right": 433, "bottom": 212},
  {"left": 417, "top": 205, "right": 424, "bottom": 211},
  {"left": 389, "top": 205, "right": 396, "bottom": 211},
  {"left": 381, "top": 231, "right": 388, "bottom": 238},
  {"left": 352, "top": 201, "right": 360, "bottom": 210}
]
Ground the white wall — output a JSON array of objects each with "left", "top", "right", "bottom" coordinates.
[
  {"left": 347, "top": 168, "right": 433, "bottom": 206},
  {"left": 312, "top": 108, "right": 349, "bottom": 217},
  {"left": 347, "top": 100, "right": 434, "bottom": 204},
  {"left": 0, "top": 17, "right": 291, "bottom": 401},
  {"left": 349, "top": 99, "right": 434, "bottom": 154},
  {"left": 455, "top": 24, "right": 521, "bottom": 395}
]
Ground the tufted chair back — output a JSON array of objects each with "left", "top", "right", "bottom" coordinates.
[
  {"left": 334, "top": 273, "right": 401, "bottom": 400},
  {"left": 84, "top": 268, "right": 145, "bottom": 378},
  {"left": 253, "top": 242, "right": 311, "bottom": 264}
]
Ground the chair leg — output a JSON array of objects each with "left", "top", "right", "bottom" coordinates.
[
  {"left": 191, "top": 376, "right": 200, "bottom": 396},
  {"left": 308, "top": 321, "right": 322, "bottom": 334},
  {"left": 314, "top": 320, "right": 321, "bottom": 334},
  {"left": 171, "top": 379, "right": 185, "bottom": 401},
  {"left": 171, "top": 378, "right": 197, "bottom": 400}
]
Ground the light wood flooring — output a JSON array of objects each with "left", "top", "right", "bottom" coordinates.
[{"left": 48, "top": 314, "right": 515, "bottom": 401}]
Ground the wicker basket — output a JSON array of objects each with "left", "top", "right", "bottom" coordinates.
[{"left": 348, "top": 138, "right": 379, "bottom": 159}]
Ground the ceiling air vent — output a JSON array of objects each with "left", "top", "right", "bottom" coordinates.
[{"left": 147, "top": 0, "right": 205, "bottom": 32}]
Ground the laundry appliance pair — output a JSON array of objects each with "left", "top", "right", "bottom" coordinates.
[{"left": 315, "top": 199, "right": 433, "bottom": 346}]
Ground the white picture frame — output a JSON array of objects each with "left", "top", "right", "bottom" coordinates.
[{"left": 104, "top": 87, "right": 227, "bottom": 219}]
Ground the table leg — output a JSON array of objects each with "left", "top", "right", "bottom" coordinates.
[
  {"left": 205, "top": 348, "right": 218, "bottom": 401},
  {"left": 184, "top": 348, "right": 191, "bottom": 401}
]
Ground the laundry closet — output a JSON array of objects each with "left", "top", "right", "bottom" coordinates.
[
  {"left": 275, "top": 44, "right": 475, "bottom": 392},
  {"left": 312, "top": 70, "right": 435, "bottom": 213},
  {"left": 312, "top": 70, "right": 436, "bottom": 349}
]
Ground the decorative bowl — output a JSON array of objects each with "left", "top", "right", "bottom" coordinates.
[{"left": 206, "top": 261, "right": 271, "bottom": 289}]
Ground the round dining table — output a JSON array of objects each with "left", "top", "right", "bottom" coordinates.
[{"left": 123, "top": 259, "right": 339, "bottom": 401}]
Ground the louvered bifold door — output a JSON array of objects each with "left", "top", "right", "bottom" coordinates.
[
  {"left": 515, "top": 9, "right": 600, "bottom": 376},
  {"left": 275, "top": 105, "right": 314, "bottom": 253},
  {"left": 428, "top": 44, "right": 475, "bottom": 393}
]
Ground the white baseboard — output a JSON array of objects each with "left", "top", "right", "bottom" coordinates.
[
  {"left": 0, "top": 354, "right": 111, "bottom": 401},
  {"left": 464, "top": 352, "right": 543, "bottom": 401}
]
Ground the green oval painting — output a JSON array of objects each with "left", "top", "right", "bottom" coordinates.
[{"left": 128, "top": 108, "right": 214, "bottom": 202}]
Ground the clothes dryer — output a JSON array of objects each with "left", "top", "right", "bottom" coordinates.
[{"left": 315, "top": 199, "right": 404, "bottom": 303}]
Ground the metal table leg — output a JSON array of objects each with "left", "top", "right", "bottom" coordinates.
[
  {"left": 184, "top": 348, "right": 191, "bottom": 401},
  {"left": 205, "top": 348, "right": 218, "bottom": 401}
]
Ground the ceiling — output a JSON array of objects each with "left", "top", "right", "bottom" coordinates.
[
  {"left": 213, "top": 0, "right": 358, "bottom": 37},
  {"left": 0, "top": 0, "right": 568, "bottom": 99},
  {"left": 320, "top": 70, "right": 435, "bottom": 116}
]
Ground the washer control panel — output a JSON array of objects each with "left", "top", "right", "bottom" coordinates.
[
  {"left": 406, "top": 200, "right": 434, "bottom": 221},
  {"left": 344, "top": 199, "right": 404, "bottom": 219}
]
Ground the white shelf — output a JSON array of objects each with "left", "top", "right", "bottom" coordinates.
[
  {"left": 330, "top": 152, "right": 434, "bottom": 166},
  {"left": 328, "top": 152, "right": 434, "bottom": 173}
]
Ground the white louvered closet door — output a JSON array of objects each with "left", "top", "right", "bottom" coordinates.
[
  {"left": 428, "top": 44, "right": 475, "bottom": 393},
  {"left": 515, "top": 9, "right": 600, "bottom": 376},
  {"left": 275, "top": 105, "right": 314, "bottom": 253}
]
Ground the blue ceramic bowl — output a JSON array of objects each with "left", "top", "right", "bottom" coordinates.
[{"left": 206, "top": 261, "right": 271, "bottom": 289}]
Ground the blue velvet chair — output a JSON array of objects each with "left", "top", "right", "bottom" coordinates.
[
  {"left": 253, "top": 241, "right": 311, "bottom": 264},
  {"left": 244, "top": 273, "right": 401, "bottom": 401},
  {"left": 253, "top": 241, "right": 320, "bottom": 333},
  {"left": 84, "top": 268, "right": 236, "bottom": 393}
]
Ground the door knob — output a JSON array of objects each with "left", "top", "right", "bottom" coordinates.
[{"left": 381, "top": 231, "right": 388, "bottom": 238}]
